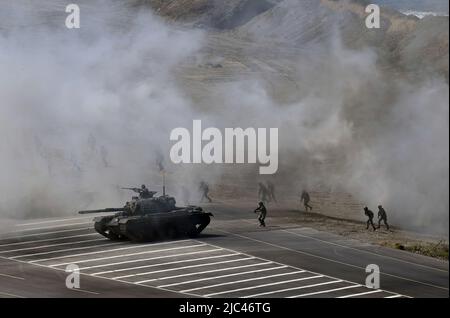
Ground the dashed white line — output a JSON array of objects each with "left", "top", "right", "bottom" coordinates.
[
  {"left": 114, "top": 257, "right": 255, "bottom": 280},
  {"left": 338, "top": 289, "right": 383, "bottom": 298},
  {"left": 289, "top": 284, "right": 361, "bottom": 298},
  {"left": 181, "top": 271, "right": 305, "bottom": 293},
  {"left": 245, "top": 279, "right": 341, "bottom": 298},
  {"left": 92, "top": 252, "right": 236, "bottom": 276},
  {"left": 158, "top": 265, "right": 288, "bottom": 288}
]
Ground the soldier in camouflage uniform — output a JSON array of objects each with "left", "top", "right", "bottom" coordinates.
[
  {"left": 364, "top": 207, "right": 377, "bottom": 231},
  {"left": 377, "top": 205, "right": 390, "bottom": 230},
  {"left": 254, "top": 201, "right": 267, "bottom": 227},
  {"left": 300, "top": 190, "right": 313, "bottom": 211}
]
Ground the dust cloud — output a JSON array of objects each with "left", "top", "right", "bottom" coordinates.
[
  {"left": 0, "top": 1, "right": 448, "bottom": 235},
  {"left": 0, "top": 1, "right": 205, "bottom": 218}
]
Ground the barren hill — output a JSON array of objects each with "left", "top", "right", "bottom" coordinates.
[{"left": 130, "top": 0, "right": 448, "bottom": 79}]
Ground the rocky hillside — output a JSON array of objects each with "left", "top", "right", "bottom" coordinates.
[
  {"left": 233, "top": 0, "right": 448, "bottom": 79},
  {"left": 130, "top": 0, "right": 279, "bottom": 29},
  {"left": 130, "top": 0, "right": 448, "bottom": 79}
]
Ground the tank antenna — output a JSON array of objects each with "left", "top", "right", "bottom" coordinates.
[{"left": 162, "top": 171, "right": 166, "bottom": 196}]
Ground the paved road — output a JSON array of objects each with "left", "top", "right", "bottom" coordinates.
[{"left": 0, "top": 203, "right": 447, "bottom": 298}]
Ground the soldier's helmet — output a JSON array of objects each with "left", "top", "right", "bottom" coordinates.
[
  {"left": 378, "top": 205, "right": 382, "bottom": 208},
  {"left": 258, "top": 201, "right": 264, "bottom": 206},
  {"left": 364, "top": 206, "right": 368, "bottom": 211},
  {"left": 141, "top": 184, "right": 146, "bottom": 189}
]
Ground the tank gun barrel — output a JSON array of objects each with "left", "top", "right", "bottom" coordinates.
[
  {"left": 121, "top": 187, "right": 139, "bottom": 191},
  {"left": 78, "top": 208, "right": 124, "bottom": 214}
]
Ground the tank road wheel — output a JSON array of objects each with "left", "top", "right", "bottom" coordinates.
[
  {"left": 94, "top": 221, "right": 121, "bottom": 240},
  {"left": 186, "top": 224, "right": 201, "bottom": 238},
  {"left": 127, "top": 231, "right": 146, "bottom": 243},
  {"left": 146, "top": 229, "right": 158, "bottom": 241},
  {"left": 164, "top": 225, "right": 179, "bottom": 239}
]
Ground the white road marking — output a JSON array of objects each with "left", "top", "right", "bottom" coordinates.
[
  {"left": 205, "top": 275, "right": 327, "bottom": 297},
  {"left": 113, "top": 257, "right": 255, "bottom": 280},
  {"left": 46, "top": 243, "right": 206, "bottom": 266},
  {"left": 10, "top": 241, "right": 125, "bottom": 259},
  {"left": 245, "top": 279, "right": 341, "bottom": 298},
  {"left": 0, "top": 238, "right": 107, "bottom": 253},
  {"left": 12, "top": 222, "right": 91, "bottom": 232},
  {"left": 158, "top": 265, "right": 288, "bottom": 288},
  {"left": 0, "top": 253, "right": 201, "bottom": 299},
  {"left": 79, "top": 248, "right": 224, "bottom": 271},
  {"left": 0, "top": 233, "right": 98, "bottom": 248},
  {"left": 69, "top": 288, "right": 100, "bottom": 295},
  {"left": 217, "top": 229, "right": 445, "bottom": 292},
  {"left": 0, "top": 291, "right": 25, "bottom": 298},
  {"left": 29, "top": 241, "right": 201, "bottom": 263},
  {"left": 0, "top": 227, "right": 409, "bottom": 299},
  {"left": 0, "top": 273, "right": 25, "bottom": 280},
  {"left": 15, "top": 217, "right": 94, "bottom": 227},
  {"left": 136, "top": 261, "right": 273, "bottom": 284},
  {"left": 289, "top": 284, "right": 361, "bottom": 298},
  {"left": 196, "top": 238, "right": 411, "bottom": 299},
  {"left": 283, "top": 229, "right": 449, "bottom": 274},
  {"left": 181, "top": 271, "right": 305, "bottom": 293},
  {"left": 338, "top": 289, "right": 384, "bottom": 298},
  {"left": 385, "top": 294, "right": 403, "bottom": 298},
  {"left": 92, "top": 252, "right": 236, "bottom": 276},
  {"left": 0, "top": 227, "right": 92, "bottom": 240}
]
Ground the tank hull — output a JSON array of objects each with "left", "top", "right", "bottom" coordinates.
[{"left": 93, "top": 210, "right": 212, "bottom": 242}]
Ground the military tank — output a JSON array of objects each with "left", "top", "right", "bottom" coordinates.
[{"left": 79, "top": 192, "right": 213, "bottom": 242}]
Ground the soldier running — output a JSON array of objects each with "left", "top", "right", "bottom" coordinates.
[
  {"left": 300, "top": 190, "right": 313, "bottom": 211},
  {"left": 364, "top": 207, "right": 377, "bottom": 231},
  {"left": 199, "top": 181, "right": 212, "bottom": 203},
  {"left": 267, "top": 181, "right": 277, "bottom": 203},
  {"left": 258, "top": 182, "right": 269, "bottom": 203},
  {"left": 377, "top": 205, "right": 390, "bottom": 230},
  {"left": 254, "top": 201, "right": 267, "bottom": 227}
]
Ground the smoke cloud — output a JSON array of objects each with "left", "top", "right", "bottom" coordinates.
[
  {"left": 0, "top": 1, "right": 448, "bottom": 235},
  {"left": 0, "top": 1, "right": 205, "bottom": 217}
]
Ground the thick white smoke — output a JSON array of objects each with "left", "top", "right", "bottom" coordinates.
[
  {"left": 0, "top": 1, "right": 448, "bottom": 236},
  {"left": 0, "top": 1, "right": 205, "bottom": 218}
]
